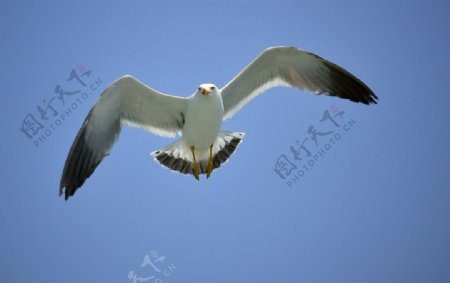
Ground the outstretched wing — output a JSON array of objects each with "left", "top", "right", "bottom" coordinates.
[
  {"left": 220, "top": 46, "right": 377, "bottom": 120},
  {"left": 60, "top": 75, "right": 187, "bottom": 199}
]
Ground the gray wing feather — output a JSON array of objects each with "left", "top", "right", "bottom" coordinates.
[
  {"left": 60, "top": 75, "right": 187, "bottom": 199},
  {"left": 221, "top": 46, "right": 377, "bottom": 120}
]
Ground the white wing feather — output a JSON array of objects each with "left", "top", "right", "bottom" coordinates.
[
  {"left": 221, "top": 46, "right": 377, "bottom": 120},
  {"left": 60, "top": 75, "right": 187, "bottom": 198}
]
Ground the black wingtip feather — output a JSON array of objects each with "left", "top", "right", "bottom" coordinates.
[
  {"left": 59, "top": 110, "right": 110, "bottom": 200},
  {"left": 327, "top": 60, "right": 378, "bottom": 105}
]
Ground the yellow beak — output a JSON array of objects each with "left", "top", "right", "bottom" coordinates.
[{"left": 201, "top": 88, "right": 211, "bottom": 95}]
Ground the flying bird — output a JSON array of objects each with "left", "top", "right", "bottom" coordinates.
[{"left": 60, "top": 46, "right": 377, "bottom": 199}]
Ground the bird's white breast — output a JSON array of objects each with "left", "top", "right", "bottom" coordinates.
[{"left": 182, "top": 92, "right": 224, "bottom": 149}]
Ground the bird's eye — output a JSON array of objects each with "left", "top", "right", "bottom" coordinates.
[{"left": 210, "top": 86, "right": 215, "bottom": 91}]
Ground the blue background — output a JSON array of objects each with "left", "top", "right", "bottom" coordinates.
[{"left": 2, "top": 1, "right": 450, "bottom": 282}]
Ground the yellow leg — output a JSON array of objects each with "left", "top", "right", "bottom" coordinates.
[
  {"left": 190, "top": 146, "right": 200, "bottom": 180},
  {"left": 206, "top": 144, "right": 214, "bottom": 178}
]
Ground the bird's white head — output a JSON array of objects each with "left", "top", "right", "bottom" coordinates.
[{"left": 197, "top": 83, "right": 218, "bottom": 96}]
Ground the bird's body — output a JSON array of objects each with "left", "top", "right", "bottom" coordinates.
[
  {"left": 183, "top": 84, "right": 224, "bottom": 149},
  {"left": 153, "top": 83, "right": 241, "bottom": 180},
  {"left": 60, "top": 46, "right": 378, "bottom": 200}
]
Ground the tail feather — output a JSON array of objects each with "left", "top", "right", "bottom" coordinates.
[{"left": 152, "top": 131, "right": 244, "bottom": 177}]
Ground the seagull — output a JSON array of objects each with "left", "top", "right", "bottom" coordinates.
[{"left": 60, "top": 46, "right": 377, "bottom": 199}]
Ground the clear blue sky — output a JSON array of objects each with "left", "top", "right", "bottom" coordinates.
[{"left": 2, "top": 1, "right": 450, "bottom": 282}]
